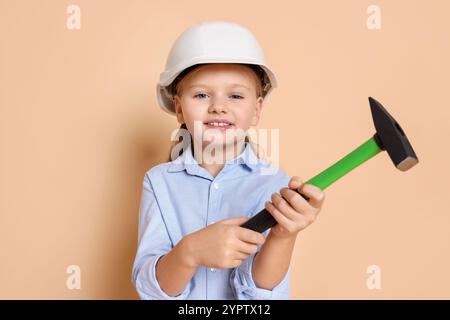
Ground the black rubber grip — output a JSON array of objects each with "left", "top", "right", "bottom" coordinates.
[
  {"left": 240, "top": 191, "right": 310, "bottom": 233},
  {"left": 240, "top": 208, "right": 277, "bottom": 233}
]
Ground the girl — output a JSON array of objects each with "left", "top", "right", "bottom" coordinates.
[{"left": 132, "top": 21, "right": 325, "bottom": 300}]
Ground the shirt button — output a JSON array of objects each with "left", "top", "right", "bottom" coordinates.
[{"left": 213, "top": 182, "right": 220, "bottom": 189}]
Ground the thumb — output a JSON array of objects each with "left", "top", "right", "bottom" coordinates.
[
  {"left": 220, "top": 216, "right": 249, "bottom": 225},
  {"left": 289, "top": 176, "right": 304, "bottom": 190}
]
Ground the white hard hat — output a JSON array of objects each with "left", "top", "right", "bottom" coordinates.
[{"left": 156, "top": 21, "right": 278, "bottom": 115}]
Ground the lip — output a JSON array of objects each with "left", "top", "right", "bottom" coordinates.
[
  {"left": 203, "top": 123, "right": 234, "bottom": 130},
  {"left": 203, "top": 119, "right": 235, "bottom": 130},
  {"left": 203, "top": 119, "right": 234, "bottom": 125}
]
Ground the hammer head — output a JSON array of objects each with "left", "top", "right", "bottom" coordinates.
[{"left": 369, "top": 97, "right": 419, "bottom": 171}]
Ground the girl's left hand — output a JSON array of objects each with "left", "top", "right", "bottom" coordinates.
[{"left": 265, "top": 176, "right": 325, "bottom": 239}]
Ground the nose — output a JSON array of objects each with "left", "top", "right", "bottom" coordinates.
[{"left": 208, "top": 95, "right": 228, "bottom": 114}]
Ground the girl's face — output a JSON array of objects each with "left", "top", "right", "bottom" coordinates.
[{"left": 174, "top": 63, "right": 264, "bottom": 150}]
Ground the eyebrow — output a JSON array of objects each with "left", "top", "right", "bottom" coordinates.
[{"left": 186, "top": 83, "right": 251, "bottom": 91}]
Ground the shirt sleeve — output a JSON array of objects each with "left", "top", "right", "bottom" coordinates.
[
  {"left": 229, "top": 248, "right": 291, "bottom": 300},
  {"left": 131, "top": 173, "right": 192, "bottom": 300}
]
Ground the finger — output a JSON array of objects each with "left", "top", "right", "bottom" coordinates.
[
  {"left": 235, "top": 241, "right": 258, "bottom": 255},
  {"left": 279, "top": 188, "right": 319, "bottom": 222},
  {"left": 233, "top": 251, "right": 250, "bottom": 261},
  {"left": 235, "top": 228, "right": 266, "bottom": 245},
  {"left": 288, "top": 176, "right": 303, "bottom": 190},
  {"left": 231, "top": 260, "right": 243, "bottom": 268},
  {"left": 271, "top": 192, "right": 303, "bottom": 221},
  {"left": 265, "top": 201, "right": 293, "bottom": 228},
  {"left": 281, "top": 184, "right": 324, "bottom": 211},
  {"left": 279, "top": 188, "right": 309, "bottom": 213},
  {"left": 220, "top": 216, "right": 249, "bottom": 225},
  {"left": 287, "top": 177, "right": 311, "bottom": 202},
  {"left": 266, "top": 201, "right": 311, "bottom": 231},
  {"left": 298, "top": 184, "right": 325, "bottom": 209}
]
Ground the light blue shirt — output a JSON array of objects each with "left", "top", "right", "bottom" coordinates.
[{"left": 131, "top": 141, "right": 292, "bottom": 299}]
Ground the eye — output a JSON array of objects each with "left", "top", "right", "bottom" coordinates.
[
  {"left": 193, "top": 93, "right": 209, "bottom": 99},
  {"left": 230, "top": 94, "right": 244, "bottom": 99}
]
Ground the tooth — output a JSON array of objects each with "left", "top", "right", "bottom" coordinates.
[{"left": 206, "top": 121, "right": 232, "bottom": 126}]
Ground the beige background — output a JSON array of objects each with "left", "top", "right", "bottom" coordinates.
[{"left": 1, "top": 0, "right": 449, "bottom": 299}]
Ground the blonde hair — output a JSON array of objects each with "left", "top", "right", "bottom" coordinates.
[
  {"left": 166, "top": 63, "right": 267, "bottom": 162},
  {"left": 169, "top": 63, "right": 264, "bottom": 98}
]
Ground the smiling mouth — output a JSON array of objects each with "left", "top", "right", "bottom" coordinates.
[{"left": 203, "top": 121, "right": 234, "bottom": 129}]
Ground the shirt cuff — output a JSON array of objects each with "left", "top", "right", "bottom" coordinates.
[
  {"left": 230, "top": 252, "right": 290, "bottom": 300},
  {"left": 134, "top": 254, "right": 192, "bottom": 300}
]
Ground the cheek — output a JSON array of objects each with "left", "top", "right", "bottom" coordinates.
[
  {"left": 182, "top": 100, "right": 207, "bottom": 119},
  {"left": 233, "top": 105, "right": 256, "bottom": 125}
]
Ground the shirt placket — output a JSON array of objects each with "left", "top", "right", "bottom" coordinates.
[{"left": 205, "top": 177, "right": 223, "bottom": 298}]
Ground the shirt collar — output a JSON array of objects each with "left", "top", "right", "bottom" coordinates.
[{"left": 167, "top": 142, "right": 261, "bottom": 174}]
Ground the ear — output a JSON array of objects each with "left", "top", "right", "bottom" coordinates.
[
  {"left": 174, "top": 95, "right": 185, "bottom": 125},
  {"left": 250, "top": 96, "right": 264, "bottom": 126}
]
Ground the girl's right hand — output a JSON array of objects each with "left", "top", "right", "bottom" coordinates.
[{"left": 180, "top": 217, "right": 266, "bottom": 269}]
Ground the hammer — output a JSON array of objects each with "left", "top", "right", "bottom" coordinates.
[{"left": 241, "top": 97, "right": 419, "bottom": 233}]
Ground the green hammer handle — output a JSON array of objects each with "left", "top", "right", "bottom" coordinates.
[{"left": 241, "top": 135, "right": 383, "bottom": 233}]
